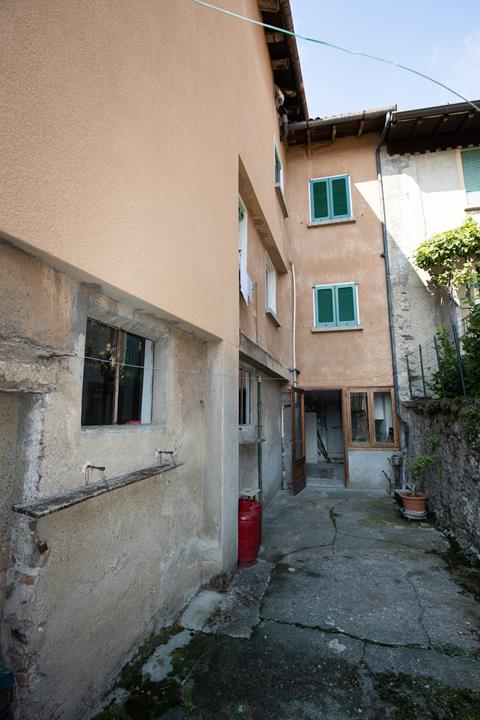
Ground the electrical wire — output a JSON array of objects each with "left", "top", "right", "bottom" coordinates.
[{"left": 190, "top": 0, "right": 480, "bottom": 114}]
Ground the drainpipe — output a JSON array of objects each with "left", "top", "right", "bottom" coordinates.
[
  {"left": 257, "top": 375, "right": 264, "bottom": 495},
  {"left": 376, "top": 111, "right": 409, "bottom": 484},
  {"left": 280, "top": 402, "right": 291, "bottom": 490},
  {"left": 290, "top": 262, "right": 297, "bottom": 386}
]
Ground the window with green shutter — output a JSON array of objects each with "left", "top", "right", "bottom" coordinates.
[
  {"left": 461, "top": 148, "right": 480, "bottom": 207},
  {"left": 313, "top": 283, "right": 359, "bottom": 328},
  {"left": 310, "top": 175, "right": 352, "bottom": 223}
]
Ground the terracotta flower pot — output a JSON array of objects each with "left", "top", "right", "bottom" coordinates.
[{"left": 399, "top": 491, "right": 427, "bottom": 513}]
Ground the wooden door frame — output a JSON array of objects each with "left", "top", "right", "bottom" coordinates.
[
  {"left": 302, "top": 387, "right": 348, "bottom": 488},
  {"left": 291, "top": 387, "right": 306, "bottom": 495}
]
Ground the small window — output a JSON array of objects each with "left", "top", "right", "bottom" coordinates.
[
  {"left": 346, "top": 388, "right": 396, "bottom": 447},
  {"left": 274, "top": 143, "right": 284, "bottom": 191},
  {"left": 265, "top": 253, "right": 277, "bottom": 315},
  {"left": 81, "top": 318, "right": 154, "bottom": 426},
  {"left": 309, "top": 175, "right": 352, "bottom": 223},
  {"left": 238, "top": 197, "right": 248, "bottom": 272},
  {"left": 461, "top": 148, "right": 480, "bottom": 207},
  {"left": 239, "top": 367, "right": 253, "bottom": 425},
  {"left": 313, "top": 283, "right": 359, "bottom": 329},
  {"left": 350, "top": 392, "right": 370, "bottom": 443}
]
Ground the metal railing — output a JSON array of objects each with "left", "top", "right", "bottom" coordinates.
[{"left": 405, "top": 321, "right": 469, "bottom": 399}]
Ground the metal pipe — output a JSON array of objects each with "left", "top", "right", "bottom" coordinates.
[
  {"left": 257, "top": 375, "right": 263, "bottom": 494},
  {"left": 290, "top": 261, "right": 297, "bottom": 386},
  {"left": 376, "top": 111, "right": 410, "bottom": 475}
]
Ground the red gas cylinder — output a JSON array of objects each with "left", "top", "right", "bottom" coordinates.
[
  {"left": 238, "top": 504, "right": 258, "bottom": 568},
  {"left": 239, "top": 498, "right": 262, "bottom": 549}
]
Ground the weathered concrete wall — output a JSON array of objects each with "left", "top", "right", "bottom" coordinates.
[
  {"left": 404, "top": 402, "right": 480, "bottom": 554},
  {"left": 0, "top": 241, "right": 236, "bottom": 719},
  {"left": 286, "top": 135, "right": 393, "bottom": 389},
  {"left": 381, "top": 148, "right": 480, "bottom": 400},
  {"left": 0, "top": 394, "right": 20, "bottom": 639},
  {"left": 260, "top": 378, "right": 284, "bottom": 501},
  {"left": 348, "top": 449, "right": 392, "bottom": 491},
  {"left": 238, "top": 366, "right": 284, "bottom": 503}
]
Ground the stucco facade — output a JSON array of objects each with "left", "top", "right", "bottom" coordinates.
[
  {"left": 381, "top": 145, "right": 480, "bottom": 400},
  {"left": 285, "top": 132, "right": 397, "bottom": 489},
  {"left": 0, "top": 1, "right": 297, "bottom": 717}
]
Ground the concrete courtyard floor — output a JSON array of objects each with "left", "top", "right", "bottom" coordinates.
[{"left": 95, "top": 488, "right": 480, "bottom": 720}]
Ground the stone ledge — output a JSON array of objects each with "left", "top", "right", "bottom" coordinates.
[{"left": 12, "top": 462, "right": 183, "bottom": 519}]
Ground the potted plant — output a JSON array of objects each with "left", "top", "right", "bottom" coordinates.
[{"left": 400, "top": 437, "right": 440, "bottom": 517}]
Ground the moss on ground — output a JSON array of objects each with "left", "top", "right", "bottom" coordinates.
[
  {"left": 373, "top": 672, "right": 480, "bottom": 719},
  {"left": 428, "top": 536, "right": 480, "bottom": 603}
]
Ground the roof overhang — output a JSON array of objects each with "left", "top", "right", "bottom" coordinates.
[
  {"left": 385, "top": 100, "right": 480, "bottom": 155},
  {"left": 286, "top": 106, "right": 395, "bottom": 147},
  {"left": 258, "top": 0, "right": 308, "bottom": 122}
]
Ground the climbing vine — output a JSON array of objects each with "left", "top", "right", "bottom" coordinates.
[{"left": 413, "top": 216, "right": 480, "bottom": 290}]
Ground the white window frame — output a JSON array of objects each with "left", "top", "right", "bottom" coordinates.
[
  {"left": 265, "top": 252, "right": 277, "bottom": 315},
  {"left": 238, "top": 196, "right": 248, "bottom": 273},
  {"left": 274, "top": 140, "right": 284, "bottom": 192},
  {"left": 312, "top": 282, "right": 360, "bottom": 329}
]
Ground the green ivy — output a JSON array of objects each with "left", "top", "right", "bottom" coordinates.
[
  {"left": 430, "top": 307, "right": 480, "bottom": 399},
  {"left": 413, "top": 216, "right": 480, "bottom": 289}
]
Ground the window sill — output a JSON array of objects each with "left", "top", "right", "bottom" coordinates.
[
  {"left": 308, "top": 217, "right": 356, "bottom": 228},
  {"left": 349, "top": 445, "right": 399, "bottom": 452},
  {"left": 465, "top": 206, "right": 480, "bottom": 212},
  {"left": 81, "top": 423, "right": 162, "bottom": 432},
  {"left": 311, "top": 325, "right": 363, "bottom": 333},
  {"left": 12, "top": 461, "right": 183, "bottom": 518},
  {"left": 266, "top": 308, "right": 281, "bottom": 327},
  {"left": 275, "top": 184, "right": 288, "bottom": 218}
]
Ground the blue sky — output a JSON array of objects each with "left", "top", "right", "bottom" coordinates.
[{"left": 290, "top": 0, "right": 480, "bottom": 118}]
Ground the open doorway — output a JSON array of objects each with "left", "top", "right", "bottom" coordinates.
[{"left": 304, "top": 390, "right": 345, "bottom": 487}]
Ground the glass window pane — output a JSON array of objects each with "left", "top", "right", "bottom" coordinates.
[
  {"left": 374, "top": 391, "right": 394, "bottom": 443},
  {"left": 81, "top": 319, "right": 117, "bottom": 426},
  {"left": 350, "top": 392, "right": 369, "bottom": 443},
  {"left": 239, "top": 368, "right": 251, "bottom": 425},
  {"left": 117, "top": 332, "right": 146, "bottom": 425}
]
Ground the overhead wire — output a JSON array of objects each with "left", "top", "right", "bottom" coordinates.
[{"left": 190, "top": 0, "right": 480, "bottom": 114}]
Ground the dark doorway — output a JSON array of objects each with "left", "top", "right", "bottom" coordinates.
[{"left": 304, "top": 390, "right": 345, "bottom": 488}]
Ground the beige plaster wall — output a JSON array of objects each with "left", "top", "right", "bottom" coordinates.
[
  {"left": 286, "top": 135, "right": 393, "bottom": 389},
  {"left": 0, "top": 0, "right": 287, "bottom": 346},
  {"left": 239, "top": 212, "right": 292, "bottom": 371}
]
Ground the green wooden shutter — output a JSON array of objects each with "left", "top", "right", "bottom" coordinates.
[
  {"left": 337, "top": 285, "right": 356, "bottom": 324},
  {"left": 330, "top": 176, "right": 350, "bottom": 218},
  {"left": 311, "top": 180, "right": 329, "bottom": 221},
  {"left": 461, "top": 149, "right": 480, "bottom": 193},
  {"left": 316, "top": 287, "right": 335, "bottom": 326}
]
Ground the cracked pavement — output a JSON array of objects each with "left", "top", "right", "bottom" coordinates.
[{"left": 95, "top": 489, "right": 480, "bottom": 719}]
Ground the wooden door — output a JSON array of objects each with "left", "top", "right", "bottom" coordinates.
[{"left": 291, "top": 387, "right": 306, "bottom": 495}]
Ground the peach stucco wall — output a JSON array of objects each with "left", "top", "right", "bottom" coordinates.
[
  {"left": 0, "top": 0, "right": 287, "bottom": 347},
  {"left": 239, "top": 209, "right": 292, "bottom": 371},
  {"left": 286, "top": 135, "right": 393, "bottom": 388}
]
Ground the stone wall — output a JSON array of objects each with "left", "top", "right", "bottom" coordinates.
[{"left": 404, "top": 401, "right": 480, "bottom": 554}]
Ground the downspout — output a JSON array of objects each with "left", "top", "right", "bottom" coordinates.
[
  {"left": 376, "top": 111, "right": 409, "bottom": 484},
  {"left": 290, "top": 261, "right": 297, "bottom": 386},
  {"left": 257, "top": 376, "right": 264, "bottom": 495}
]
